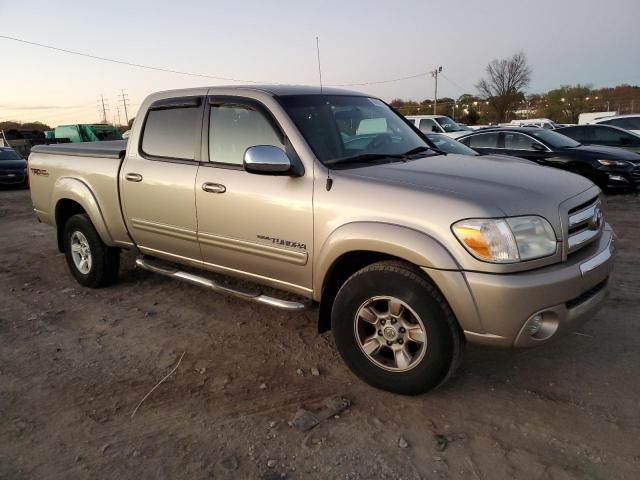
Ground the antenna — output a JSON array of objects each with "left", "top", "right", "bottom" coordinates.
[{"left": 316, "top": 36, "right": 323, "bottom": 93}]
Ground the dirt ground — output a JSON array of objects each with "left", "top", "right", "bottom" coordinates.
[{"left": 0, "top": 188, "right": 638, "bottom": 480}]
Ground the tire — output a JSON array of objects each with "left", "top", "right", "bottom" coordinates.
[
  {"left": 331, "top": 260, "right": 463, "bottom": 395},
  {"left": 63, "top": 213, "right": 120, "bottom": 288}
]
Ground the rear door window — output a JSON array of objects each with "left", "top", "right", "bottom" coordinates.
[
  {"left": 463, "top": 132, "right": 499, "bottom": 149},
  {"left": 504, "top": 133, "right": 542, "bottom": 151},
  {"left": 141, "top": 102, "right": 202, "bottom": 160}
]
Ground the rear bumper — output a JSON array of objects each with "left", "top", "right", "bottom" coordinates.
[{"left": 426, "top": 225, "right": 615, "bottom": 348}]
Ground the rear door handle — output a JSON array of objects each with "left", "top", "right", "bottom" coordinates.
[
  {"left": 202, "top": 182, "right": 226, "bottom": 194},
  {"left": 125, "top": 173, "right": 143, "bottom": 182}
]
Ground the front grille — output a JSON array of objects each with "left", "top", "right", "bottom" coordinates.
[
  {"left": 566, "top": 196, "right": 602, "bottom": 255},
  {"left": 0, "top": 171, "right": 25, "bottom": 183},
  {"left": 566, "top": 278, "right": 608, "bottom": 309}
]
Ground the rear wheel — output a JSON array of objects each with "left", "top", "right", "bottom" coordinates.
[
  {"left": 63, "top": 214, "right": 120, "bottom": 288},
  {"left": 331, "top": 260, "right": 463, "bottom": 395}
]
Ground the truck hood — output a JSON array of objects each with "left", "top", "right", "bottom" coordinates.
[{"left": 337, "top": 154, "right": 596, "bottom": 235}]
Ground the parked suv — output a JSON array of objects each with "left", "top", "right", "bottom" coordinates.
[
  {"left": 593, "top": 114, "right": 640, "bottom": 135},
  {"left": 0, "top": 146, "right": 28, "bottom": 187},
  {"left": 556, "top": 124, "right": 640, "bottom": 153}
]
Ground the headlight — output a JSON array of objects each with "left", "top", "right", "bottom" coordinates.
[
  {"left": 597, "top": 159, "right": 630, "bottom": 167},
  {"left": 452, "top": 216, "right": 557, "bottom": 263}
]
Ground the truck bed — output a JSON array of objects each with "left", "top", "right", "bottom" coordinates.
[
  {"left": 30, "top": 140, "right": 127, "bottom": 159},
  {"left": 28, "top": 140, "right": 132, "bottom": 247}
]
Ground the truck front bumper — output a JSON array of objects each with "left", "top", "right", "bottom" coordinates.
[{"left": 424, "top": 225, "right": 615, "bottom": 348}]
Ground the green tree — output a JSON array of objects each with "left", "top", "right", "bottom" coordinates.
[{"left": 543, "top": 85, "right": 592, "bottom": 123}]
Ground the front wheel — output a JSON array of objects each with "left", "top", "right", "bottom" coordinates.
[
  {"left": 63, "top": 214, "right": 120, "bottom": 288},
  {"left": 331, "top": 261, "right": 463, "bottom": 395}
]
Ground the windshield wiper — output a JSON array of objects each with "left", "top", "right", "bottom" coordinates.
[
  {"left": 402, "top": 145, "right": 445, "bottom": 156},
  {"left": 325, "top": 153, "right": 408, "bottom": 166}
]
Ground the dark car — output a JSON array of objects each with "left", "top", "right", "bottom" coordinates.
[
  {"left": 425, "top": 133, "right": 537, "bottom": 166},
  {"left": 556, "top": 124, "right": 640, "bottom": 153},
  {"left": 425, "top": 133, "right": 480, "bottom": 155},
  {"left": 457, "top": 127, "right": 640, "bottom": 192},
  {"left": 0, "top": 147, "right": 28, "bottom": 187}
]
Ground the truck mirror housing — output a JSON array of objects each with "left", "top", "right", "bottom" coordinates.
[{"left": 243, "top": 145, "right": 293, "bottom": 175}]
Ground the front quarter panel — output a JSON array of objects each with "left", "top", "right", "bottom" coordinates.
[{"left": 313, "top": 222, "right": 460, "bottom": 301}]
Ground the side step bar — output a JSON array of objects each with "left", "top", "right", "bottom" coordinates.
[{"left": 135, "top": 257, "right": 310, "bottom": 312}]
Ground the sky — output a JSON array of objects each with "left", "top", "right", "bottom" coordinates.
[{"left": 1, "top": 0, "right": 639, "bottom": 126}]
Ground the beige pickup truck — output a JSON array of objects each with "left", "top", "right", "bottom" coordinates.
[{"left": 29, "top": 86, "right": 615, "bottom": 394}]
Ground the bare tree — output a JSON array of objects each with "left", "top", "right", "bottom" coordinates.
[{"left": 476, "top": 52, "right": 532, "bottom": 122}]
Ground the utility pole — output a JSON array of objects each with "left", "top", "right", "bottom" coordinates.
[
  {"left": 115, "top": 105, "right": 122, "bottom": 126},
  {"left": 431, "top": 66, "right": 442, "bottom": 114},
  {"left": 98, "top": 94, "right": 109, "bottom": 123},
  {"left": 119, "top": 89, "right": 131, "bottom": 124}
]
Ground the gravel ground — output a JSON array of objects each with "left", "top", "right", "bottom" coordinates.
[{"left": 1, "top": 188, "right": 639, "bottom": 480}]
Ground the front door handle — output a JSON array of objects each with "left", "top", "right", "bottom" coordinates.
[
  {"left": 202, "top": 182, "right": 226, "bottom": 194},
  {"left": 125, "top": 173, "right": 143, "bottom": 182}
]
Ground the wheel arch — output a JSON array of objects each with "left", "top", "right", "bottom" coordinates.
[
  {"left": 53, "top": 177, "right": 114, "bottom": 252},
  {"left": 314, "top": 222, "right": 460, "bottom": 333}
]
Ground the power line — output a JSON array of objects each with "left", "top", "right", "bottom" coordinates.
[
  {"left": 0, "top": 34, "right": 442, "bottom": 90},
  {"left": 0, "top": 34, "right": 270, "bottom": 84},
  {"left": 330, "top": 71, "right": 431, "bottom": 87},
  {"left": 440, "top": 73, "right": 474, "bottom": 94}
]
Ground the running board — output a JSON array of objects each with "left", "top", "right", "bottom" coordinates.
[{"left": 135, "top": 257, "right": 310, "bottom": 312}]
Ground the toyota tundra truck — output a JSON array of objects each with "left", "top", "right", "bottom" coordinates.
[{"left": 28, "top": 85, "right": 615, "bottom": 394}]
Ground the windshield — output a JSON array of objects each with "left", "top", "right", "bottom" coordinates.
[
  {"left": 435, "top": 116, "right": 465, "bottom": 132},
  {"left": 278, "top": 95, "right": 433, "bottom": 166},
  {"left": 426, "top": 134, "right": 478, "bottom": 155},
  {"left": 529, "top": 129, "right": 580, "bottom": 148},
  {"left": 602, "top": 117, "right": 640, "bottom": 130},
  {"left": 0, "top": 148, "right": 22, "bottom": 160}
]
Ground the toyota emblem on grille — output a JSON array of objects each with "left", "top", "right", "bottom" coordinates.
[{"left": 589, "top": 206, "right": 603, "bottom": 230}]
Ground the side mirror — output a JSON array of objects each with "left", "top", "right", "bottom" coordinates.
[
  {"left": 531, "top": 143, "right": 546, "bottom": 152},
  {"left": 619, "top": 136, "right": 630, "bottom": 145},
  {"left": 243, "top": 145, "right": 292, "bottom": 175},
  {"left": 432, "top": 125, "right": 439, "bottom": 133}
]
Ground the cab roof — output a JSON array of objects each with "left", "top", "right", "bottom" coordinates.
[{"left": 211, "top": 84, "right": 366, "bottom": 97}]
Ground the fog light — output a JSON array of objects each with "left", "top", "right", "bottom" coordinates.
[
  {"left": 528, "top": 314, "right": 543, "bottom": 336},
  {"left": 607, "top": 174, "right": 628, "bottom": 182}
]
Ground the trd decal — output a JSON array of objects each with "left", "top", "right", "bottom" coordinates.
[
  {"left": 30, "top": 168, "right": 49, "bottom": 177},
  {"left": 257, "top": 235, "right": 306, "bottom": 250}
]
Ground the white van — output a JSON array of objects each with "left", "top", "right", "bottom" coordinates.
[
  {"left": 405, "top": 115, "right": 471, "bottom": 139},
  {"left": 578, "top": 111, "right": 617, "bottom": 125},
  {"left": 507, "top": 118, "right": 559, "bottom": 129}
]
